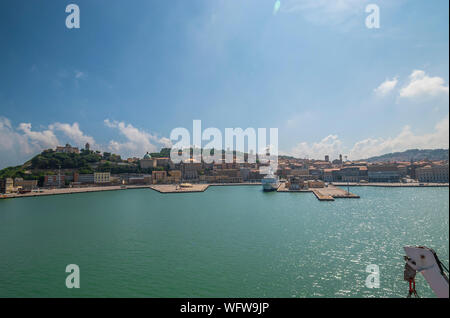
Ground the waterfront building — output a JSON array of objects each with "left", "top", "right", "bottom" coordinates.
[
  {"left": 279, "top": 166, "right": 291, "bottom": 178},
  {"left": 75, "top": 173, "right": 95, "bottom": 184},
  {"left": 248, "top": 169, "right": 264, "bottom": 182},
  {"left": 288, "top": 176, "right": 307, "bottom": 190},
  {"left": 143, "top": 175, "right": 152, "bottom": 184},
  {"left": 340, "top": 166, "right": 367, "bottom": 183},
  {"left": 44, "top": 175, "right": 65, "bottom": 187},
  {"left": 13, "top": 178, "right": 38, "bottom": 192},
  {"left": 182, "top": 161, "right": 202, "bottom": 181},
  {"left": 359, "top": 166, "right": 368, "bottom": 181},
  {"left": 0, "top": 178, "right": 14, "bottom": 194},
  {"left": 397, "top": 164, "right": 408, "bottom": 178},
  {"left": 199, "top": 175, "right": 215, "bottom": 183},
  {"left": 152, "top": 171, "right": 167, "bottom": 184},
  {"left": 167, "top": 170, "right": 181, "bottom": 184},
  {"left": 239, "top": 167, "right": 250, "bottom": 181},
  {"left": 309, "top": 167, "right": 323, "bottom": 180},
  {"left": 128, "top": 176, "right": 146, "bottom": 184},
  {"left": 416, "top": 164, "right": 449, "bottom": 183},
  {"left": 323, "top": 168, "right": 340, "bottom": 182},
  {"left": 109, "top": 175, "right": 121, "bottom": 184},
  {"left": 94, "top": 172, "right": 111, "bottom": 184},
  {"left": 408, "top": 162, "right": 428, "bottom": 180},
  {"left": 367, "top": 165, "right": 400, "bottom": 183},
  {"left": 213, "top": 168, "right": 243, "bottom": 183}
]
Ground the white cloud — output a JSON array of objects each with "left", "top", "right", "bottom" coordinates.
[
  {"left": 158, "top": 137, "right": 173, "bottom": 148},
  {"left": 0, "top": 118, "right": 98, "bottom": 168},
  {"left": 0, "top": 117, "right": 31, "bottom": 155},
  {"left": 49, "top": 122, "right": 95, "bottom": 147},
  {"left": 287, "top": 115, "right": 449, "bottom": 160},
  {"left": 18, "top": 123, "right": 59, "bottom": 149},
  {"left": 0, "top": 118, "right": 57, "bottom": 168},
  {"left": 349, "top": 115, "right": 449, "bottom": 159},
  {"left": 290, "top": 134, "right": 343, "bottom": 159},
  {"left": 104, "top": 119, "right": 172, "bottom": 158},
  {"left": 0, "top": 117, "right": 174, "bottom": 168},
  {"left": 399, "top": 70, "right": 449, "bottom": 99},
  {"left": 374, "top": 77, "right": 398, "bottom": 96}
]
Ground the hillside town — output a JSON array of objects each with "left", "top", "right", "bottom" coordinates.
[{"left": 0, "top": 143, "right": 448, "bottom": 195}]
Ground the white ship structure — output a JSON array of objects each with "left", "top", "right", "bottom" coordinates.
[
  {"left": 262, "top": 171, "right": 280, "bottom": 192},
  {"left": 403, "top": 246, "right": 449, "bottom": 298}
]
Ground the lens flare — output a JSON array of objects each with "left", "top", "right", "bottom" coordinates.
[{"left": 273, "top": 1, "right": 281, "bottom": 15}]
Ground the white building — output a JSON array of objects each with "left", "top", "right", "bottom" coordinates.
[{"left": 94, "top": 172, "right": 111, "bottom": 184}]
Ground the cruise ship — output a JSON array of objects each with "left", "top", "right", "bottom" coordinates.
[{"left": 262, "top": 172, "right": 280, "bottom": 191}]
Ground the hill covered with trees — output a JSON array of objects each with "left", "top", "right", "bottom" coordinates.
[
  {"left": 0, "top": 147, "right": 175, "bottom": 186},
  {"left": 364, "top": 149, "right": 449, "bottom": 162}
]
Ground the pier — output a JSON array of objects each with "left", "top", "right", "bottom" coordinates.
[
  {"left": 149, "top": 182, "right": 260, "bottom": 193},
  {"left": 277, "top": 182, "right": 359, "bottom": 201},
  {"left": 1, "top": 182, "right": 359, "bottom": 201},
  {"left": 0, "top": 185, "right": 151, "bottom": 199},
  {"left": 149, "top": 184, "right": 209, "bottom": 193},
  {"left": 312, "top": 185, "right": 360, "bottom": 201}
]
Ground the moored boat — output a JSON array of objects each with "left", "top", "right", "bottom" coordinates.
[{"left": 262, "top": 173, "right": 280, "bottom": 191}]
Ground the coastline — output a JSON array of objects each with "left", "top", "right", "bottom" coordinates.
[
  {"left": 1, "top": 181, "right": 448, "bottom": 200},
  {"left": 0, "top": 182, "right": 263, "bottom": 199},
  {"left": 332, "top": 182, "right": 449, "bottom": 187}
]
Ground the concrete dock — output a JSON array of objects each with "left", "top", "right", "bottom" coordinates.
[
  {"left": 277, "top": 182, "right": 359, "bottom": 201},
  {"left": 312, "top": 185, "right": 360, "bottom": 201},
  {"left": 149, "top": 184, "right": 209, "bottom": 193},
  {"left": 311, "top": 189, "right": 335, "bottom": 201}
]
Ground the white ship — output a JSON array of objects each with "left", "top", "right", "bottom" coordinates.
[{"left": 262, "top": 172, "right": 280, "bottom": 192}]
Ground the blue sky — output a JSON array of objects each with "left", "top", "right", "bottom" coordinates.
[{"left": 0, "top": 0, "right": 448, "bottom": 168}]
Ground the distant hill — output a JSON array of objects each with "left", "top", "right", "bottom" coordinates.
[{"left": 364, "top": 149, "right": 449, "bottom": 163}]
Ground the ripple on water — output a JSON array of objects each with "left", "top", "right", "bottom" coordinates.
[{"left": 0, "top": 186, "right": 448, "bottom": 297}]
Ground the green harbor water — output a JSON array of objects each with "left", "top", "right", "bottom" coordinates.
[{"left": 0, "top": 186, "right": 448, "bottom": 298}]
